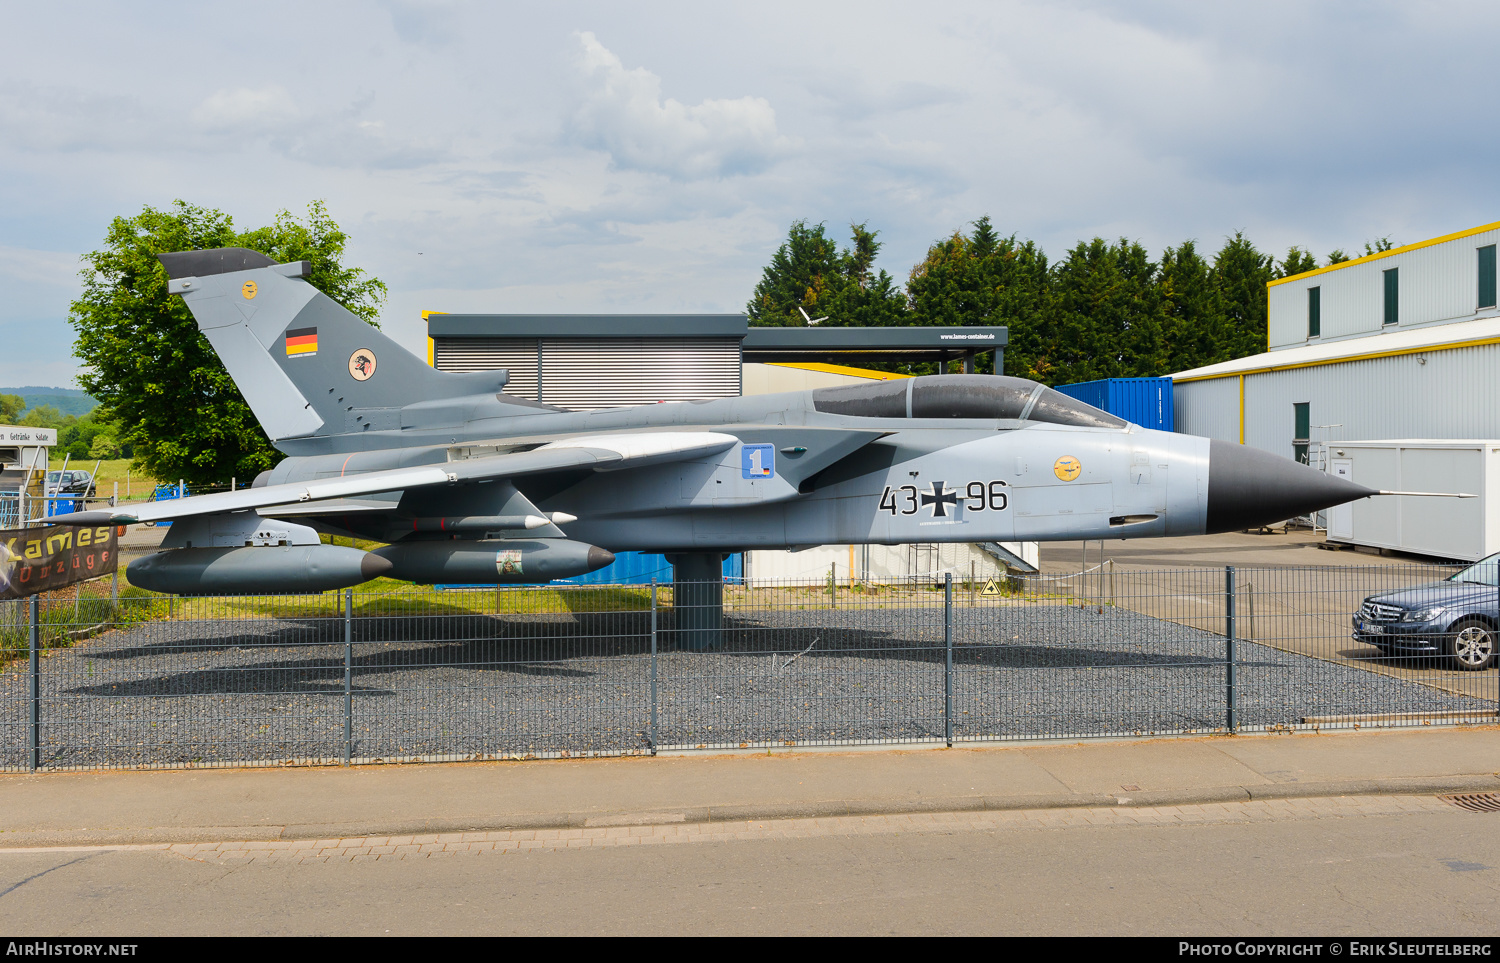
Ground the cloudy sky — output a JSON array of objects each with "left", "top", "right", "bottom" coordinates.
[{"left": 2, "top": 1, "right": 1497, "bottom": 388}]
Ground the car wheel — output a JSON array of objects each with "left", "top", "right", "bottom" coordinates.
[{"left": 1444, "top": 619, "right": 1496, "bottom": 671}]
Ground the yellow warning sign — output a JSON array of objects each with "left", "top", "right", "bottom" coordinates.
[{"left": 981, "top": 578, "right": 1002, "bottom": 597}]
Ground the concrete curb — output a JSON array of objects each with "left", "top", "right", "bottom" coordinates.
[{"left": 4, "top": 773, "right": 1496, "bottom": 850}]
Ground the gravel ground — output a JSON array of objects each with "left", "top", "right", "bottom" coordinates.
[{"left": 0, "top": 601, "right": 1492, "bottom": 770}]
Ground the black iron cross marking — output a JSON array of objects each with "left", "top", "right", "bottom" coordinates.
[{"left": 920, "top": 481, "right": 959, "bottom": 517}]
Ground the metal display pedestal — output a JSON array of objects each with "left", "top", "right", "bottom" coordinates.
[{"left": 666, "top": 552, "right": 726, "bottom": 651}]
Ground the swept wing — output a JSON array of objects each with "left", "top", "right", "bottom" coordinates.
[{"left": 51, "top": 432, "right": 739, "bottom": 526}]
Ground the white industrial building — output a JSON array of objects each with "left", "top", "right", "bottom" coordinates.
[{"left": 1171, "top": 219, "right": 1500, "bottom": 560}]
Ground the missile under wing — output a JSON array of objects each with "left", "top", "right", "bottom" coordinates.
[{"left": 49, "top": 247, "right": 1375, "bottom": 596}]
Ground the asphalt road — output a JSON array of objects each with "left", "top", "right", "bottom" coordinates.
[{"left": 1, "top": 797, "right": 1495, "bottom": 936}]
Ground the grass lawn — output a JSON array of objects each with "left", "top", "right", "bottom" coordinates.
[{"left": 77, "top": 459, "right": 162, "bottom": 501}]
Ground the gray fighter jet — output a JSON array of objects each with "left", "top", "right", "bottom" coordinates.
[{"left": 56, "top": 248, "right": 1372, "bottom": 611}]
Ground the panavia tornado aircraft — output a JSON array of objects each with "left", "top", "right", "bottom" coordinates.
[{"left": 55, "top": 247, "right": 1375, "bottom": 610}]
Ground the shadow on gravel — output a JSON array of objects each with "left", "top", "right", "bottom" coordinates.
[
  {"left": 80, "top": 611, "right": 660, "bottom": 661},
  {"left": 61, "top": 612, "right": 1255, "bottom": 700},
  {"left": 62, "top": 645, "right": 606, "bottom": 697}
]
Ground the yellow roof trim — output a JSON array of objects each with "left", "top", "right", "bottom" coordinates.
[
  {"left": 1267, "top": 219, "right": 1500, "bottom": 288},
  {"left": 421, "top": 310, "right": 446, "bottom": 322},
  {"left": 767, "top": 361, "right": 911, "bottom": 380},
  {"left": 1174, "top": 334, "right": 1500, "bottom": 383}
]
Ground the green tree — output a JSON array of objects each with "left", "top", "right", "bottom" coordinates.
[
  {"left": 1278, "top": 246, "right": 1319, "bottom": 278},
  {"left": 70, "top": 200, "right": 387, "bottom": 487},
  {"left": 1326, "top": 249, "right": 1352, "bottom": 265},
  {"left": 1034, "top": 238, "right": 1163, "bottom": 384},
  {"left": 1158, "top": 240, "right": 1221, "bottom": 373},
  {"left": 747, "top": 221, "right": 905, "bottom": 327},
  {"left": 89, "top": 434, "right": 121, "bottom": 460},
  {"left": 906, "top": 216, "right": 1049, "bottom": 376},
  {"left": 20, "top": 405, "right": 72, "bottom": 429},
  {"left": 53, "top": 408, "right": 125, "bottom": 460},
  {"left": 1363, "top": 237, "right": 1395, "bottom": 256},
  {"left": 0, "top": 393, "right": 23, "bottom": 423},
  {"left": 1212, "top": 232, "right": 1275, "bottom": 360}
]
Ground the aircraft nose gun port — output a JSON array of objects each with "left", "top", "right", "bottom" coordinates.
[{"left": 1204, "top": 438, "right": 1376, "bottom": 535}]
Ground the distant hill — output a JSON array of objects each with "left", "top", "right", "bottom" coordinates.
[{"left": 0, "top": 387, "right": 98, "bottom": 419}]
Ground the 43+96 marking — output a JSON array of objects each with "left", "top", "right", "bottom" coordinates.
[{"left": 879, "top": 480, "right": 1008, "bottom": 518}]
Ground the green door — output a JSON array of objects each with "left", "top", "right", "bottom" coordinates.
[{"left": 1293, "top": 402, "right": 1310, "bottom": 464}]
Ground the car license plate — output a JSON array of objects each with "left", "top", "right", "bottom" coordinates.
[{"left": 1363, "top": 623, "right": 1384, "bottom": 635}]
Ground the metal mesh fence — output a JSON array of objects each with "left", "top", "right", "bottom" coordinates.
[
  {"left": 956, "top": 563, "right": 1496, "bottom": 742},
  {"left": 1, "top": 564, "right": 1495, "bottom": 771},
  {"left": 656, "top": 580, "right": 946, "bottom": 749}
]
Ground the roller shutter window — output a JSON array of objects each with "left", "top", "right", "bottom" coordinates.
[
  {"left": 539, "top": 339, "right": 742, "bottom": 410},
  {"left": 1383, "top": 268, "right": 1399, "bottom": 326},
  {"left": 1479, "top": 245, "right": 1497, "bottom": 310},
  {"left": 432, "top": 339, "right": 540, "bottom": 400},
  {"left": 1308, "top": 286, "right": 1320, "bottom": 339}
]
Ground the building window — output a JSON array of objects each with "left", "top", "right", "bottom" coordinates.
[
  {"left": 1293, "top": 402, "right": 1310, "bottom": 465},
  {"left": 1308, "top": 286, "right": 1320, "bottom": 338},
  {"left": 1479, "top": 245, "right": 1497, "bottom": 309},
  {"left": 1383, "top": 268, "right": 1398, "bottom": 325}
]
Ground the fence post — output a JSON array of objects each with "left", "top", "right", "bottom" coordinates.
[
  {"left": 649, "top": 579, "right": 658, "bottom": 751},
  {"left": 944, "top": 572, "right": 954, "bottom": 748},
  {"left": 111, "top": 484, "right": 120, "bottom": 610},
  {"left": 28, "top": 594, "right": 39, "bottom": 771},
  {"left": 829, "top": 563, "right": 836, "bottom": 610},
  {"left": 343, "top": 589, "right": 353, "bottom": 766},
  {"left": 1225, "top": 565, "right": 1238, "bottom": 733}
]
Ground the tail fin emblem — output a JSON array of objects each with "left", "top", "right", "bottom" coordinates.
[{"left": 348, "top": 349, "right": 378, "bottom": 381}]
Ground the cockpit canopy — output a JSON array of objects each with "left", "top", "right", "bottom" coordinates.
[{"left": 811, "top": 375, "right": 1127, "bottom": 429}]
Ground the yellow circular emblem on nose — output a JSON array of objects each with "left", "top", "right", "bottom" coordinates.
[
  {"left": 1053, "top": 455, "right": 1082, "bottom": 481},
  {"left": 242, "top": 280, "right": 258, "bottom": 300}
]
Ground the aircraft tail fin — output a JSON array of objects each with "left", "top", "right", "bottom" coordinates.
[{"left": 159, "top": 248, "right": 548, "bottom": 442}]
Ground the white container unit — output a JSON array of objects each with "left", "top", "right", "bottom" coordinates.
[{"left": 1325, "top": 440, "right": 1500, "bottom": 562}]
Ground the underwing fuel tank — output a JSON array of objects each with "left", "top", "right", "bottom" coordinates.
[
  {"left": 127, "top": 545, "right": 393, "bottom": 595},
  {"left": 373, "top": 539, "right": 615, "bottom": 584}
]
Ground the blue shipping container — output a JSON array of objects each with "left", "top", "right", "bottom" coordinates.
[
  {"left": 558, "top": 551, "right": 743, "bottom": 586},
  {"left": 438, "top": 552, "right": 741, "bottom": 589},
  {"left": 1053, "top": 377, "right": 1174, "bottom": 432},
  {"left": 147, "top": 482, "right": 190, "bottom": 528}
]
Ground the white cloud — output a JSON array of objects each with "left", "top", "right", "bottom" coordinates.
[
  {"left": 0, "top": 247, "right": 80, "bottom": 289},
  {"left": 5, "top": 1, "right": 1500, "bottom": 386},
  {"left": 0, "top": 79, "right": 443, "bottom": 171},
  {"left": 190, "top": 86, "right": 302, "bottom": 132},
  {"left": 568, "top": 31, "right": 793, "bottom": 179}
]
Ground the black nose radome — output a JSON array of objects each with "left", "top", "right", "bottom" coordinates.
[
  {"left": 586, "top": 546, "right": 616, "bottom": 572},
  {"left": 360, "top": 553, "right": 394, "bottom": 580},
  {"left": 1205, "top": 439, "right": 1376, "bottom": 534}
]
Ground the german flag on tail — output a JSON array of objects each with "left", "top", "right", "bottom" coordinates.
[{"left": 285, "top": 327, "right": 318, "bottom": 357}]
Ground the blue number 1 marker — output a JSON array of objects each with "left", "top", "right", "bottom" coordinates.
[{"left": 741, "top": 444, "right": 775, "bottom": 479}]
